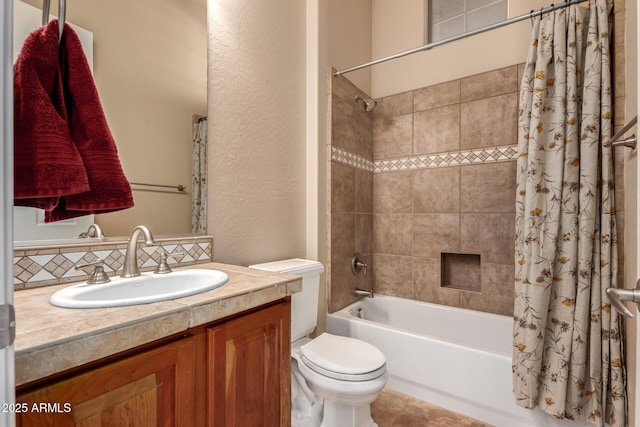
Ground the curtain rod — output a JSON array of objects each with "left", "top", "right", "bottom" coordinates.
[{"left": 334, "top": 0, "right": 589, "bottom": 76}]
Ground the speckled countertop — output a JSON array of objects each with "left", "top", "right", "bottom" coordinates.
[{"left": 13, "top": 262, "right": 302, "bottom": 386}]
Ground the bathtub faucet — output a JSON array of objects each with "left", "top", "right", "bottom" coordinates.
[
  {"left": 351, "top": 254, "right": 367, "bottom": 276},
  {"left": 354, "top": 288, "right": 374, "bottom": 298}
]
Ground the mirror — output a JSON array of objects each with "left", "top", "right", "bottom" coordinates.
[{"left": 13, "top": 0, "right": 207, "bottom": 244}]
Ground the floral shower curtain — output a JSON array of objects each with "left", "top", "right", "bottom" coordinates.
[
  {"left": 192, "top": 117, "right": 208, "bottom": 233},
  {"left": 512, "top": 1, "right": 626, "bottom": 426}
]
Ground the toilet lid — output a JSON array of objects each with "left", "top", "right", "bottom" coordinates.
[{"left": 299, "top": 333, "right": 386, "bottom": 381}]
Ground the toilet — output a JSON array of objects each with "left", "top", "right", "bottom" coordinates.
[{"left": 249, "top": 258, "right": 387, "bottom": 427}]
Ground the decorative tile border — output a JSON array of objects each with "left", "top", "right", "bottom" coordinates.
[
  {"left": 13, "top": 236, "right": 214, "bottom": 290},
  {"left": 330, "top": 147, "right": 374, "bottom": 172},
  {"left": 331, "top": 145, "right": 518, "bottom": 173}
]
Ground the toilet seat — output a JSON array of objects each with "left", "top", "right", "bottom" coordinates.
[{"left": 299, "top": 333, "right": 386, "bottom": 382}]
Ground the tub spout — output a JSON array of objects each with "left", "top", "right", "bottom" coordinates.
[{"left": 354, "top": 288, "right": 373, "bottom": 298}]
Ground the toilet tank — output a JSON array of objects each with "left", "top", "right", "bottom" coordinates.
[{"left": 248, "top": 258, "right": 324, "bottom": 341}]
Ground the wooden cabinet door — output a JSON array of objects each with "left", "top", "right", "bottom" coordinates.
[
  {"left": 16, "top": 337, "right": 195, "bottom": 427},
  {"left": 207, "top": 301, "right": 291, "bottom": 427}
]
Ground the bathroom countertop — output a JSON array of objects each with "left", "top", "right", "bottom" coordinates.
[{"left": 13, "top": 261, "right": 302, "bottom": 387}]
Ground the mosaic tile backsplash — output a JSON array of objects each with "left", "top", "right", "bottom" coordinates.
[{"left": 14, "top": 235, "right": 213, "bottom": 290}]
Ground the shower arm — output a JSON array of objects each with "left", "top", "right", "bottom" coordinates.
[{"left": 606, "top": 281, "right": 640, "bottom": 318}]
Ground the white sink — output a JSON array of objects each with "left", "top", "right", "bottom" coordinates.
[{"left": 49, "top": 269, "right": 229, "bottom": 309}]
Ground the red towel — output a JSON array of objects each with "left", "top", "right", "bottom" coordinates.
[
  {"left": 14, "top": 20, "right": 134, "bottom": 222},
  {"left": 14, "top": 19, "right": 89, "bottom": 210}
]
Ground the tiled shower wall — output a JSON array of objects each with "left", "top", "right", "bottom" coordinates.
[
  {"left": 328, "top": 72, "right": 374, "bottom": 313},
  {"left": 330, "top": 59, "right": 626, "bottom": 317},
  {"left": 371, "top": 66, "right": 520, "bottom": 316}
]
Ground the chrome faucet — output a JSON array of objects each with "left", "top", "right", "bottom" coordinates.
[
  {"left": 121, "top": 225, "right": 155, "bottom": 278},
  {"left": 79, "top": 223, "right": 104, "bottom": 238}
]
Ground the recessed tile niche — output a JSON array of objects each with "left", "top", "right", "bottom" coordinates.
[{"left": 441, "top": 253, "right": 481, "bottom": 292}]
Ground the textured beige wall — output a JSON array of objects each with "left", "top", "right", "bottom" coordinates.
[
  {"left": 325, "top": 0, "right": 373, "bottom": 96},
  {"left": 20, "top": 0, "right": 207, "bottom": 236},
  {"left": 206, "top": 0, "right": 306, "bottom": 266},
  {"left": 371, "top": 0, "right": 565, "bottom": 98}
]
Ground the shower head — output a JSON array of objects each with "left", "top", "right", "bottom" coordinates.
[{"left": 354, "top": 95, "right": 377, "bottom": 112}]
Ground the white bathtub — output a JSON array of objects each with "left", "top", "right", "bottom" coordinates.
[{"left": 326, "top": 295, "right": 593, "bottom": 427}]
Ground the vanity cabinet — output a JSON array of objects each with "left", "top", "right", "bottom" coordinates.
[
  {"left": 16, "top": 299, "right": 291, "bottom": 427},
  {"left": 16, "top": 337, "right": 195, "bottom": 427},
  {"left": 206, "top": 301, "right": 291, "bottom": 427}
]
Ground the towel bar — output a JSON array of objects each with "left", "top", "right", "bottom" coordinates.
[
  {"left": 604, "top": 116, "right": 637, "bottom": 148},
  {"left": 607, "top": 280, "right": 640, "bottom": 318},
  {"left": 130, "top": 182, "right": 186, "bottom": 193}
]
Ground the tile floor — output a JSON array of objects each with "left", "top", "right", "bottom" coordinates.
[{"left": 371, "top": 388, "right": 492, "bottom": 427}]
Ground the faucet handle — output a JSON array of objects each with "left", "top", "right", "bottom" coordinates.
[
  {"left": 351, "top": 254, "right": 368, "bottom": 276},
  {"left": 75, "top": 258, "right": 111, "bottom": 285},
  {"left": 154, "top": 251, "right": 185, "bottom": 274}
]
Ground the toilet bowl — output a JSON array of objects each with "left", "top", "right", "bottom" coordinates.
[
  {"left": 249, "top": 259, "right": 387, "bottom": 427},
  {"left": 294, "top": 333, "right": 387, "bottom": 427}
]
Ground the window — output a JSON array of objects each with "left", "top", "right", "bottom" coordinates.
[{"left": 428, "top": 0, "right": 507, "bottom": 43}]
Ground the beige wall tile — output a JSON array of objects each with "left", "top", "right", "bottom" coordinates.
[
  {"left": 373, "top": 114, "right": 413, "bottom": 160},
  {"left": 459, "top": 290, "right": 484, "bottom": 312},
  {"left": 460, "top": 65, "right": 518, "bottom": 102},
  {"left": 413, "top": 214, "right": 460, "bottom": 258},
  {"left": 373, "top": 214, "right": 413, "bottom": 255},
  {"left": 413, "top": 167, "right": 460, "bottom": 213},
  {"left": 330, "top": 212, "right": 357, "bottom": 312},
  {"left": 330, "top": 257, "right": 358, "bottom": 312},
  {"left": 614, "top": 96, "right": 626, "bottom": 127},
  {"left": 331, "top": 161, "right": 355, "bottom": 213},
  {"left": 332, "top": 95, "right": 373, "bottom": 158},
  {"left": 460, "top": 93, "right": 517, "bottom": 150},
  {"left": 479, "top": 262, "right": 515, "bottom": 316},
  {"left": 355, "top": 214, "right": 373, "bottom": 254},
  {"left": 413, "top": 104, "right": 460, "bottom": 155},
  {"left": 517, "top": 63, "right": 525, "bottom": 87},
  {"left": 331, "top": 73, "right": 371, "bottom": 104},
  {"left": 331, "top": 213, "right": 355, "bottom": 262},
  {"left": 374, "top": 91, "right": 413, "bottom": 119},
  {"left": 355, "top": 169, "right": 373, "bottom": 213},
  {"left": 414, "top": 80, "right": 460, "bottom": 112},
  {"left": 373, "top": 171, "right": 413, "bottom": 213},
  {"left": 372, "top": 254, "right": 413, "bottom": 298},
  {"left": 460, "top": 162, "right": 516, "bottom": 213},
  {"left": 413, "top": 257, "right": 460, "bottom": 306},
  {"left": 460, "top": 213, "right": 515, "bottom": 265}
]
